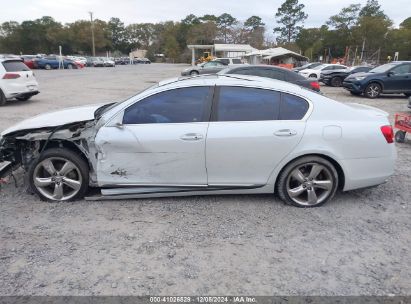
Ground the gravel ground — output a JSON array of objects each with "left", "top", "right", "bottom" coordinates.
[{"left": 0, "top": 64, "right": 410, "bottom": 296}]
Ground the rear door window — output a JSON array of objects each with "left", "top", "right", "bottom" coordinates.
[
  {"left": 279, "top": 93, "right": 309, "bottom": 120},
  {"left": 2, "top": 60, "right": 30, "bottom": 72},
  {"left": 216, "top": 87, "right": 281, "bottom": 121}
]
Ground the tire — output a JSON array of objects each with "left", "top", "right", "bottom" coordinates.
[
  {"left": 309, "top": 74, "right": 317, "bottom": 78},
  {"left": 395, "top": 130, "right": 406, "bottom": 143},
  {"left": 16, "top": 95, "right": 31, "bottom": 101},
  {"left": 404, "top": 93, "right": 411, "bottom": 97},
  {"left": 67, "top": 64, "right": 73, "bottom": 69},
  {"left": 364, "top": 82, "right": 382, "bottom": 99},
  {"left": 28, "top": 148, "right": 89, "bottom": 202},
  {"left": 350, "top": 91, "right": 362, "bottom": 96},
  {"left": 330, "top": 76, "right": 343, "bottom": 87},
  {"left": 190, "top": 70, "right": 199, "bottom": 76},
  {"left": 44, "top": 64, "right": 52, "bottom": 70},
  {"left": 276, "top": 156, "right": 339, "bottom": 208},
  {"left": 0, "top": 89, "right": 6, "bottom": 106}
]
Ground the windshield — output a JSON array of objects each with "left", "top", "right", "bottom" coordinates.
[
  {"left": 369, "top": 63, "right": 397, "bottom": 73},
  {"left": 94, "top": 84, "right": 159, "bottom": 119}
]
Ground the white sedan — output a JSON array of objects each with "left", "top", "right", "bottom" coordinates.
[
  {"left": 299, "top": 64, "right": 348, "bottom": 79},
  {"left": 0, "top": 75, "right": 396, "bottom": 207},
  {"left": 0, "top": 57, "right": 39, "bottom": 106}
]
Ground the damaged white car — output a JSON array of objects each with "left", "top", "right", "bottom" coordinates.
[{"left": 0, "top": 75, "right": 397, "bottom": 207}]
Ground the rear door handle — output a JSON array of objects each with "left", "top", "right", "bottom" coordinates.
[
  {"left": 274, "top": 129, "right": 297, "bottom": 137},
  {"left": 180, "top": 133, "right": 203, "bottom": 141}
]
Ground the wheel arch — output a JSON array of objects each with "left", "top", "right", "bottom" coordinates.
[
  {"left": 364, "top": 80, "right": 384, "bottom": 92},
  {"left": 273, "top": 153, "right": 345, "bottom": 191}
]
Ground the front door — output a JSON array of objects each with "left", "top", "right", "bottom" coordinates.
[
  {"left": 206, "top": 86, "right": 308, "bottom": 186},
  {"left": 95, "top": 86, "right": 213, "bottom": 187},
  {"left": 385, "top": 63, "right": 411, "bottom": 92}
]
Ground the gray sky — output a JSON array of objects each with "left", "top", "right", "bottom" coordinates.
[{"left": 2, "top": 0, "right": 410, "bottom": 34}]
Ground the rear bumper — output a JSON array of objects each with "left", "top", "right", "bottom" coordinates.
[
  {"left": 7, "top": 90, "right": 39, "bottom": 100},
  {"left": 341, "top": 148, "right": 397, "bottom": 191}
]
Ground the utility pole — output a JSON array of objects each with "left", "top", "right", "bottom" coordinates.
[{"left": 89, "top": 12, "right": 95, "bottom": 56}]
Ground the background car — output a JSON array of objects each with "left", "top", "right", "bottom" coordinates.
[
  {"left": 35, "top": 56, "right": 78, "bottom": 70},
  {"left": 320, "top": 65, "right": 374, "bottom": 87},
  {"left": 292, "top": 62, "right": 322, "bottom": 73},
  {"left": 0, "top": 57, "right": 39, "bottom": 105},
  {"left": 134, "top": 58, "right": 151, "bottom": 64},
  {"left": 181, "top": 60, "right": 227, "bottom": 76},
  {"left": 343, "top": 61, "right": 411, "bottom": 98},
  {"left": 102, "top": 57, "right": 115, "bottom": 67},
  {"left": 299, "top": 64, "right": 348, "bottom": 79},
  {"left": 20, "top": 55, "right": 39, "bottom": 69},
  {"left": 218, "top": 65, "right": 320, "bottom": 92}
]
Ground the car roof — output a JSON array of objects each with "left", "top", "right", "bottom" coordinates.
[{"left": 156, "top": 74, "right": 307, "bottom": 94}]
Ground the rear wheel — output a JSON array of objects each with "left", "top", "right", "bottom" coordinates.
[
  {"left": 67, "top": 64, "right": 73, "bottom": 69},
  {"left": 309, "top": 74, "right": 317, "bottom": 78},
  {"left": 276, "top": 156, "right": 339, "bottom": 208},
  {"left": 395, "top": 130, "right": 406, "bottom": 143},
  {"left": 190, "top": 70, "right": 199, "bottom": 76},
  {"left": 330, "top": 76, "right": 343, "bottom": 87},
  {"left": 365, "top": 83, "right": 381, "bottom": 98},
  {"left": 0, "top": 89, "right": 6, "bottom": 106},
  {"left": 28, "top": 148, "right": 89, "bottom": 202},
  {"left": 44, "top": 64, "right": 52, "bottom": 70}
]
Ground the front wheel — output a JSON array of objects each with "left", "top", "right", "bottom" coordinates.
[
  {"left": 28, "top": 148, "right": 89, "bottom": 202},
  {"left": 67, "top": 64, "right": 73, "bottom": 69},
  {"left": 0, "top": 89, "right": 6, "bottom": 106},
  {"left": 331, "top": 76, "right": 343, "bottom": 87},
  {"left": 276, "top": 156, "right": 339, "bottom": 208},
  {"left": 364, "top": 83, "right": 381, "bottom": 98},
  {"left": 309, "top": 74, "right": 317, "bottom": 78},
  {"left": 44, "top": 64, "right": 52, "bottom": 70},
  {"left": 395, "top": 130, "right": 406, "bottom": 143},
  {"left": 190, "top": 70, "right": 199, "bottom": 76}
]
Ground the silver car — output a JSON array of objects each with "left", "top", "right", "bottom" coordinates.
[
  {"left": 0, "top": 75, "right": 396, "bottom": 207},
  {"left": 181, "top": 61, "right": 227, "bottom": 76}
]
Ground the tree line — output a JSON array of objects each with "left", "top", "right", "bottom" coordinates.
[{"left": 0, "top": 0, "right": 410, "bottom": 63}]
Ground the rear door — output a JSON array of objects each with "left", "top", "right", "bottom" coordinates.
[{"left": 205, "top": 86, "right": 309, "bottom": 186}]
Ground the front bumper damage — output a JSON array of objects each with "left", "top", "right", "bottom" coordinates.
[{"left": 0, "top": 120, "right": 100, "bottom": 185}]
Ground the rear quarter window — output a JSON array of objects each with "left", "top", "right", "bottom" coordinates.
[
  {"left": 279, "top": 93, "right": 309, "bottom": 120},
  {"left": 2, "top": 60, "right": 30, "bottom": 72}
]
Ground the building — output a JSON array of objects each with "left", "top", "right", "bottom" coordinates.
[
  {"left": 243, "top": 47, "right": 308, "bottom": 68},
  {"left": 187, "top": 44, "right": 257, "bottom": 65},
  {"left": 129, "top": 49, "right": 147, "bottom": 59}
]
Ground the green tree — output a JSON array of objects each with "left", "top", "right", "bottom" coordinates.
[
  {"left": 244, "top": 16, "right": 265, "bottom": 30},
  {"left": 274, "top": 0, "right": 308, "bottom": 43},
  {"left": 217, "top": 13, "right": 237, "bottom": 43},
  {"left": 400, "top": 17, "right": 411, "bottom": 29},
  {"left": 359, "top": 0, "right": 386, "bottom": 18}
]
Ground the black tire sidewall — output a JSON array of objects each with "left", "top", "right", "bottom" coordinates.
[
  {"left": 28, "top": 148, "right": 89, "bottom": 202},
  {"left": 395, "top": 131, "right": 406, "bottom": 143},
  {"left": 276, "top": 156, "right": 339, "bottom": 208},
  {"left": 0, "top": 89, "right": 6, "bottom": 106},
  {"left": 190, "top": 71, "right": 199, "bottom": 76}
]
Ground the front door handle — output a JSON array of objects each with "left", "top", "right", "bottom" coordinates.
[
  {"left": 180, "top": 133, "right": 203, "bottom": 141},
  {"left": 274, "top": 129, "right": 297, "bottom": 137}
]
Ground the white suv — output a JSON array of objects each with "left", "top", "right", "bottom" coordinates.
[
  {"left": 299, "top": 64, "right": 348, "bottom": 79},
  {"left": 0, "top": 57, "right": 39, "bottom": 106}
]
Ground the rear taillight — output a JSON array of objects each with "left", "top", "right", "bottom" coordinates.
[
  {"left": 3, "top": 73, "right": 21, "bottom": 79},
  {"left": 310, "top": 81, "right": 320, "bottom": 91},
  {"left": 380, "top": 125, "right": 394, "bottom": 143}
]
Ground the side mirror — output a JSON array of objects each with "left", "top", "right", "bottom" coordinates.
[
  {"left": 387, "top": 71, "right": 394, "bottom": 77},
  {"left": 107, "top": 110, "right": 125, "bottom": 128}
]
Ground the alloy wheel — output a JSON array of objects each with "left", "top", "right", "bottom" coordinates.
[
  {"left": 33, "top": 157, "right": 82, "bottom": 201},
  {"left": 366, "top": 84, "right": 381, "bottom": 98},
  {"left": 286, "top": 163, "right": 334, "bottom": 206}
]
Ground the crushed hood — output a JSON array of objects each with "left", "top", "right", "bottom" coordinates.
[{"left": 1, "top": 104, "right": 104, "bottom": 136}]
